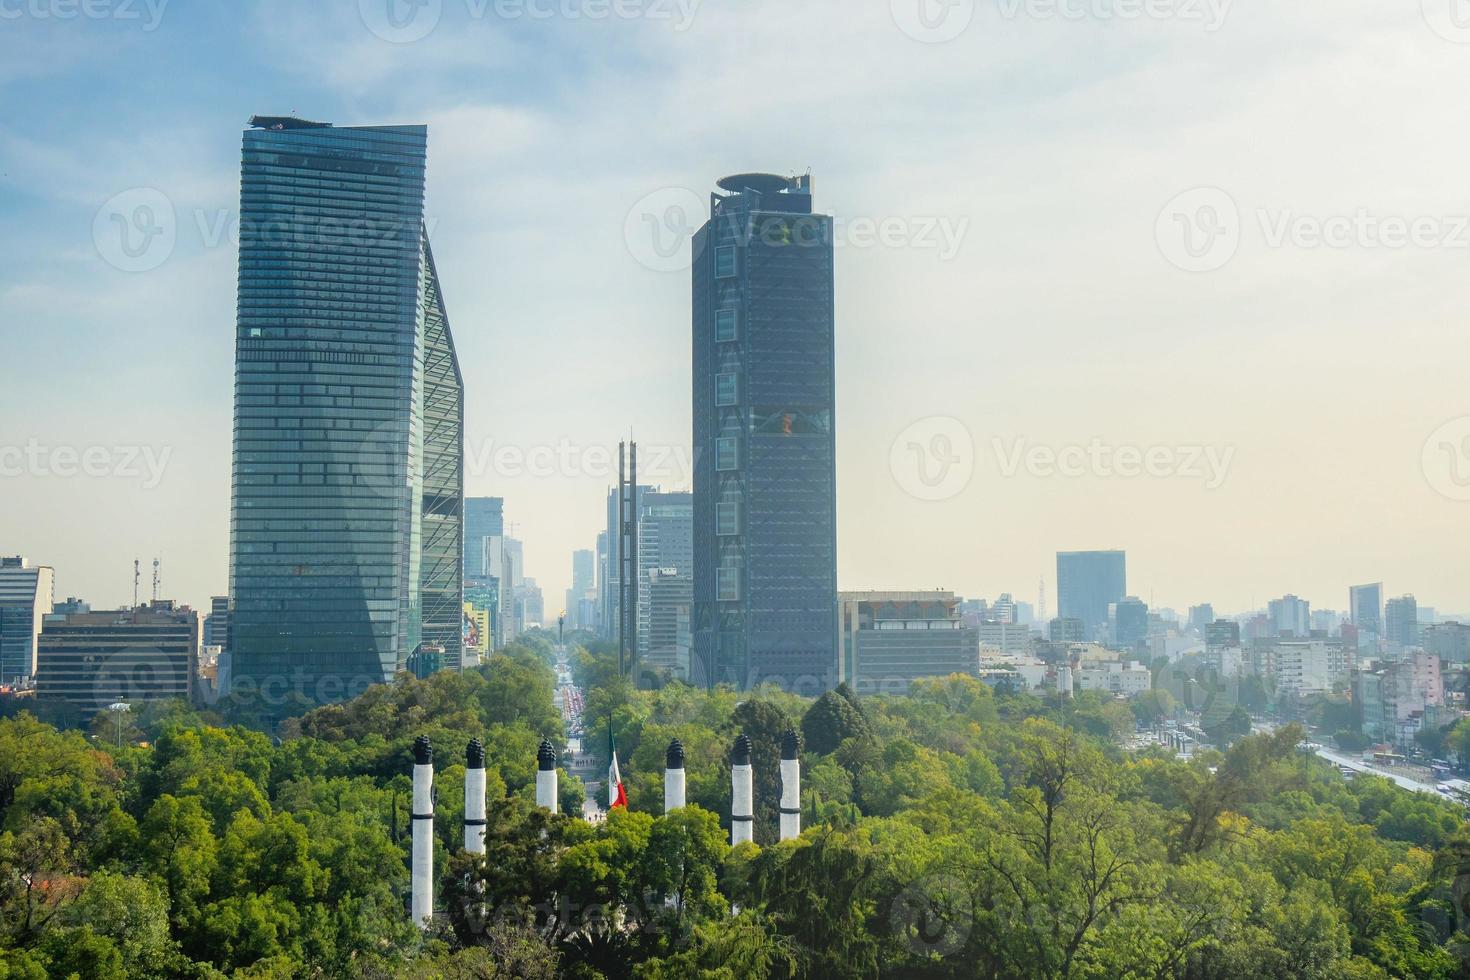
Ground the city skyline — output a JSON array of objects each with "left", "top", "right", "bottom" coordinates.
[{"left": 5, "top": 4, "right": 1470, "bottom": 623}]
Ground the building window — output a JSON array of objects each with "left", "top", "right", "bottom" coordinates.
[
  {"left": 715, "top": 246, "right": 736, "bottom": 278},
  {"left": 717, "top": 567, "right": 741, "bottom": 602},
  {"left": 715, "top": 308, "right": 738, "bottom": 342},
  {"left": 715, "top": 437, "right": 739, "bottom": 471},
  {"left": 715, "top": 373, "right": 739, "bottom": 407},
  {"left": 716, "top": 501, "right": 740, "bottom": 536}
]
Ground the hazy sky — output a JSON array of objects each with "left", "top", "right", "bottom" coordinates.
[{"left": 3, "top": 0, "right": 1469, "bottom": 621}]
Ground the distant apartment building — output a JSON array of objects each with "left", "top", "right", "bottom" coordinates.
[
  {"left": 1187, "top": 604, "right": 1215, "bottom": 633},
  {"left": 1206, "top": 619, "right": 1241, "bottom": 650},
  {"left": 990, "top": 593, "right": 1017, "bottom": 625},
  {"left": 203, "top": 596, "right": 230, "bottom": 652},
  {"left": 1384, "top": 595, "right": 1420, "bottom": 649},
  {"left": 1357, "top": 651, "right": 1444, "bottom": 744},
  {"left": 636, "top": 492, "right": 693, "bottom": 676},
  {"left": 518, "top": 577, "right": 544, "bottom": 631},
  {"left": 1424, "top": 623, "right": 1470, "bottom": 664},
  {"left": 36, "top": 601, "right": 199, "bottom": 720},
  {"left": 0, "top": 557, "right": 54, "bottom": 686},
  {"left": 464, "top": 498, "right": 506, "bottom": 580},
  {"left": 1076, "top": 660, "right": 1152, "bottom": 696},
  {"left": 1056, "top": 550, "right": 1126, "bottom": 642},
  {"left": 839, "top": 591, "right": 979, "bottom": 696},
  {"left": 1311, "top": 609, "right": 1343, "bottom": 635},
  {"left": 643, "top": 568, "right": 693, "bottom": 679},
  {"left": 1111, "top": 597, "right": 1149, "bottom": 651},
  {"left": 1350, "top": 583, "right": 1384, "bottom": 637},
  {"left": 977, "top": 620, "right": 1031, "bottom": 655},
  {"left": 1271, "top": 640, "right": 1352, "bottom": 696},
  {"left": 567, "top": 548, "right": 595, "bottom": 631},
  {"left": 601, "top": 484, "right": 653, "bottom": 642},
  {"left": 1267, "top": 594, "right": 1311, "bottom": 638},
  {"left": 1049, "top": 617, "right": 1086, "bottom": 643},
  {"left": 978, "top": 658, "right": 1050, "bottom": 692}
]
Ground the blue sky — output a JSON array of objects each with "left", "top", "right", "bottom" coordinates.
[{"left": 4, "top": 0, "right": 1470, "bottom": 620}]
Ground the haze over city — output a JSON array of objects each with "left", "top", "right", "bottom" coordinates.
[{"left": 4, "top": 2, "right": 1470, "bottom": 616}]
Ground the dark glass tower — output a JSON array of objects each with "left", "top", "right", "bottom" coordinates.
[
  {"left": 691, "top": 173, "right": 837, "bottom": 693},
  {"left": 1056, "top": 550, "right": 1127, "bottom": 643},
  {"left": 229, "top": 115, "right": 464, "bottom": 705}
]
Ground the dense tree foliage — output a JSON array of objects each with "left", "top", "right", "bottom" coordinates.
[{"left": 3, "top": 641, "right": 1469, "bottom": 978}]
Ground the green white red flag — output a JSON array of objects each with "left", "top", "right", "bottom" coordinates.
[{"left": 608, "top": 722, "right": 627, "bottom": 810}]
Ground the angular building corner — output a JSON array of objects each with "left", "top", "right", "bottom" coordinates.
[{"left": 416, "top": 233, "right": 465, "bottom": 669}]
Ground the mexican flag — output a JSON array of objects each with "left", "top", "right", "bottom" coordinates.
[{"left": 608, "top": 723, "right": 628, "bottom": 810}]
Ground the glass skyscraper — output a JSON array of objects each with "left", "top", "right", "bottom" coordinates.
[
  {"left": 229, "top": 115, "right": 464, "bottom": 705},
  {"left": 1056, "top": 550, "right": 1127, "bottom": 642},
  {"left": 691, "top": 173, "right": 837, "bottom": 694}
]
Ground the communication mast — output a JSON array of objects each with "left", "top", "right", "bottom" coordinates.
[
  {"left": 133, "top": 559, "right": 140, "bottom": 609},
  {"left": 152, "top": 558, "right": 161, "bottom": 603}
]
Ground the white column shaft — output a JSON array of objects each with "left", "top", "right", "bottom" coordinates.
[
  {"left": 779, "top": 758, "right": 800, "bottom": 841},
  {"left": 536, "top": 769, "right": 558, "bottom": 812},
  {"left": 665, "top": 767, "right": 686, "bottom": 813},
  {"left": 731, "top": 763, "right": 754, "bottom": 846},
  {"left": 411, "top": 763, "right": 434, "bottom": 927},
  {"left": 464, "top": 768, "right": 486, "bottom": 854}
]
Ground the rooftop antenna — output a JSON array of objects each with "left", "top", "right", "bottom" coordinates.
[
  {"left": 133, "top": 559, "right": 140, "bottom": 609},
  {"left": 152, "top": 559, "right": 161, "bottom": 603}
]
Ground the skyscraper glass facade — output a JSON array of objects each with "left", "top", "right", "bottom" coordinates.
[
  {"left": 1056, "top": 550, "right": 1126, "bottom": 642},
  {"left": 463, "top": 497, "right": 505, "bottom": 580},
  {"left": 692, "top": 173, "right": 837, "bottom": 693},
  {"left": 229, "top": 116, "right": 463, "bottom": 704}
]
